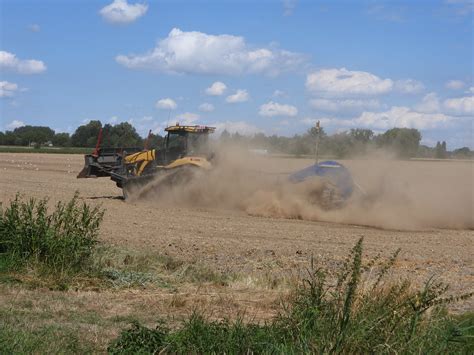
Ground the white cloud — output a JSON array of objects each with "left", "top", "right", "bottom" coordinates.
[
  {"left": 0, "top": 51, "right": 46, "bottom": 74},
  {"left": 415, "top": 93, "right": 440, "bottom": 113},
  {"left": 28, "top": 24, "right": 41, "bottom": 32},
  {"left": 283, "top": 0, "right": 297, "bottom": 16},
  {"left": 155, "top": 98, "right": 177, "bottom": 110},
  {"left": 99, "top": 0, "right": 148, "bottom": 24},
  {"left": 259, "top": 101, "right": 298, "bottom": 117},
  {"left": 0, "top": 81, "right": 19, "bottom": 98},
  {"left": 198, "top": 103, "right": 215, "bottom": 112},
  {"left": 116, "top": 28, "right": 306, "bottom": 76},
  {"left": 395, "top": 79, "right": 424, "bottom": 94},
  {"left": 306, "top": 68, "right": 393, "bottom": 96},
  {"left": 212, "top": 121, "right": 261, "bottom": 135},
  {"left": 443, "top": 96, "right": 474, "bottom": 115},
  {"left": 175, "top": 112, "right": 200, "bottom": 125},
  {"left": 354, "top": 107, "right": 455, "bottom": 130},
  {"left": 309, "top": 98, "right": 381, "bottom": 112},
  {"left": 445, "top": 80, "right": 465, "bottom": 90},
  {"left": 205, "top": 81, "right": 227, "bottom": 96},
  {"left": 272, "top": 89, "right": 285, "bottom": 97},
  {"left": 468, "top": 87, "right": 474, "bottom": 94},
  {"left": 301, "top": 106, "right": 456, "bottom": 131},
  {"left": 226, "top": 89, "right": 249, "bottom": 103},
  {"left": 6, "top": 120, "right": 25, "bottom": 130}
]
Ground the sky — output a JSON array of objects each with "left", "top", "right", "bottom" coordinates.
[{"left": 0, "top": 0, "right": 473, "bottom": 149}]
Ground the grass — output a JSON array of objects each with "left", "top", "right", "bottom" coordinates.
[
  {"left": 108, "top": 238, "right": 474, "bottom": 354},
  {"left": 1, "top": 194, "right": 472, "bottom": 353},
  {"left": 0, "top": 192, "right": 104, "bottom": 278},
  {"left": 0, "top": 145, "right": 92, "bottom": 154},
  {"left": 0, "top": 323, "right": 96, "bottom": 354},
  {"left": 100, "top": 248, "right": 232, "bottom": 288}
]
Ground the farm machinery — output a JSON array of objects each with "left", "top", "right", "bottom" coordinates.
[
  {"left": 77, "top": 121, "right": 355, "bottom": 207},
  {"left": 77, "top": 124, "right": 216, "bottom": 199}
]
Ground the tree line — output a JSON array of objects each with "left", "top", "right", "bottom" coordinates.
[{"left": 0, "top": 120, "right": 471, "bottom": 159}]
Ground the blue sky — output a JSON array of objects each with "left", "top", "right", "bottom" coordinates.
[{"left": 1, "top": 0, "right": 473, "bottom": 148}]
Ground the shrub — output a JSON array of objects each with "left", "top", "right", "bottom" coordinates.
[
  {"left": 0, "top": 192, "right": 104, "bottom": 275},
  {"left": 109, "top": 238, "right": 473, "bottom": 354}
]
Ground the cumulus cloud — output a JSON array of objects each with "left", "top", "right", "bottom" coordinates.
[
  {"left": 116, "top": 28, "right": 306, "bottom": 76},
  {"left": 155, "top": 98, "right": 177, "bottom": 110},
  {"left": 302, "top": 106, "right": 456, "bottom": 131},
  {"left": 259, "top": 101, "right": 298, "bottom": 117},
  {"left": 353, "top": 107, "right": 455, "bottom": 130},
  {"left": 395, "top": 79, "right": 424, "bottom": 94},
  {"left": 443, "top": 96, "right": 474, "bottom": 115},
  {"left": 226, "top": 89, "right": 249, "bottom": 103},
  {"left": 415, "top": 92, "right": 440, "bottom": 113},
  {"left": 212, "top": 120, "right": 261, "bottom": 135},
  {"left": 0, "top": 81, "right": 19, "bottom": 98},
  {"left": 0, "top": 51, "right": 46, "bottom": 74},
  {"left": 205, "top": 81, "right": 227, "bottom": 96},
  {"left": 198, "top": 103, "right": 215, "bottom": 112},
  {"left": 99, "top": 0, "right": 148, "bottom": 24},
  {"left": 309, "top": 98, "right": 381, "bottom": 112},
  {"left": 306, "top": 68, "right": 393, "bottom": 96},
  {"left": 445, "top": 80, "right": 465, "bottom": 90},
  {"left": 6, "top": 120, "right": 25, "bottom": 129},
  {"left": 175, "top": 112, "right": 200, "bottom": 125}
]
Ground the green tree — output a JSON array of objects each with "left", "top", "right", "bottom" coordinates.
[
  {"left": 435, "top": 141, "right": 447, "bottom": 159},
  {"left": 452, "top": 147, "right": 471, "bottom": 159},
  {"left": 349, "top": 128, "right": 374, "bottom": 143},
  {"left": 377, "top": 128, "right": 421, "bottom": 158},
  {"left": 109, "top": 122, "right": 143, "bottom": 147},
  {"left": 52, "top": 133, "right": 71, "bottom": 147},
  {"left": 12, "top": 126, "right": 55, "bottom": 145},
  {"left": 71, "top": 120, "right": 102, "bottom": 147}
]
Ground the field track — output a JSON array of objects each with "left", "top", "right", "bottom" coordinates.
[{"left": 1, "top": 152, "right": 473, "bottom": 314}]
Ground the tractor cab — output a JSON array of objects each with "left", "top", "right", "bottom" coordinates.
[{"left": 161, "top": 124, "right": 215, "bottom": 164}]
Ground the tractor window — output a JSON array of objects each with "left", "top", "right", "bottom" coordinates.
[
  {"left": 187, "top": 133, "right": 209, "bottom": 155},
  {"left": 167, "top": 132, "right": 186, "bottom": 150},
  {"left": 166, "top": 132, "right": 187, "bottom": 161}
]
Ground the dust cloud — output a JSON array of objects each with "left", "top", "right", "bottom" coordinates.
[{"left": 129, "top": 147, "right": 473, "bottom": 231}]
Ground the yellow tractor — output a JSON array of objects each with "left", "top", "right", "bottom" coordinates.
[{"left": 77, "top": 124, "right": 216, "bottom": 199}]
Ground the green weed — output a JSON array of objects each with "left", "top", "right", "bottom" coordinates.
[
  {"left": 109, "top": 238, "right": 473, "bottom": 354},
  {"left": 0, "top": 192, "right": 104, "bottom": 276}
]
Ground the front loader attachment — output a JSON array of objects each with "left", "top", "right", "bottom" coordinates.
[
  {"left": 77, "top": 147, "right": 142, "bottom": 178},
  {"left": 77, "top": 148, "right": 134, "bottom": 179}
]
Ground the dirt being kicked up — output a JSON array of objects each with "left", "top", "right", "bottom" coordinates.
[{"left": 0, "top": 152, "right": 473, "bottom": 317}]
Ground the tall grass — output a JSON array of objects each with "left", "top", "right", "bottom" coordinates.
[
  {"left": 0, "top": 192, "right": 104, "bottom": 275},
  {"left": 109, "top": 238, "right": 473, "bottom": 354}
]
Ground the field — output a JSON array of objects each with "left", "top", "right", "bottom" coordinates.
[{"left": 1, "top": 152, "right": 473, "bottom": 351}]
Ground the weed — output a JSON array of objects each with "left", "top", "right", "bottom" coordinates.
[
  {"left": 0, "top": 192, "right": 104, "bottom": 276},
  {"left": 108, "top": 238, "right": 473, "bottom": 354}
]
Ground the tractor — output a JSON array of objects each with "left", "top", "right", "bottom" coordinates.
[
  {"left": 78, "top": 121, "right": 356, "bottom": 208},
  {"left": 77, "top": 124, "right": 216, "bottom": 199}
]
